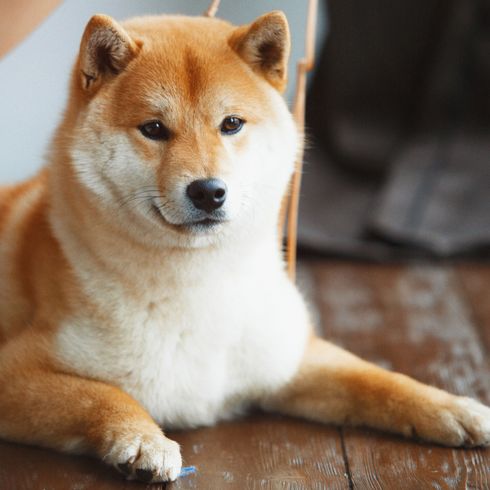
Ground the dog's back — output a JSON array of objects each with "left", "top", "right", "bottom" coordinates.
[{"left": 0, "top": 176, "right": 51, "bottom": 341}]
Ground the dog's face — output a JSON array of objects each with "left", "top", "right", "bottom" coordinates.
[{"left": 67, "top": 13, "right": 298, "bottom": 248}]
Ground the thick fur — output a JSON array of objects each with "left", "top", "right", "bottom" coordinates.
[{"left": 1, "top": 12, "right": 489, "bottom": 484}]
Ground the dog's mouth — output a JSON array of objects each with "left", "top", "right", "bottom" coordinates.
[{"left": 151, "top": 205, "right": 226, "bottom": 233}]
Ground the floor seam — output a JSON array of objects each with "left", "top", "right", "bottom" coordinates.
[{"left": 339, "top": 427, "right": 354, "bottom": 490}]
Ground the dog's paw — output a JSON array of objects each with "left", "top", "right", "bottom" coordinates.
[
  {"left": 449, "top": 397, "right": 490, "bottom": 447},
  {"left": 412, "top": 396, "right": 490, "bottom": 447},
  {"left": 103, "top": 428, "right": 182, "bottom": 482}
]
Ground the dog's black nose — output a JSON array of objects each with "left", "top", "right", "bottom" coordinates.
[{"left": 186, "top": 178, "right": 227, "bottom": 213}]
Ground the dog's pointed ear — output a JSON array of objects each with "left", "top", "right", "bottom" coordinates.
[
  {"left": 229, "top": 11, "right": 290, "bottom": 92},
  {"left": 78, "top": 14, "right": 141, "bottom": 91}
]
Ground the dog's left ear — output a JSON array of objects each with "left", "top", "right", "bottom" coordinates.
[{"left": 230, "top": 11, "right": 290, "bottom": 92}]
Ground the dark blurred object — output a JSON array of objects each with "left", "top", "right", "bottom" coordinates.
[{"left": 299, "top": 0, "right": 490, "bottom": 258}]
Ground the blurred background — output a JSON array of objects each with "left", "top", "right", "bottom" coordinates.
[
  {"left": 0, "top": 0, "right": 488, "bottom": 260},
  {"left": 302, "top": 0, "right": 490, "bottom": 260}
]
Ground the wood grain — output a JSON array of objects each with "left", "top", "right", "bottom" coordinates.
[
  {"left": 456, "top": 263, "right": 490, "bottom": 354},
  {"left": 311, "top": 262, "right": 490, "bottom": 489},
  {"left": 169, "top": 414, "right": 348, "bottom": 490},
  {"left": 0, "top": 440, "right": 141, "bottom": 490}
]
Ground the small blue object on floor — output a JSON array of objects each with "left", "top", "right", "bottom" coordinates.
[{"left": 179, "top": 466, "right": 197, "bottom": 477}]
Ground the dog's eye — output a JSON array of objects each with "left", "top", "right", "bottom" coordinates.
[
  {"left": 139, "top": 121, "right": 169, "bottom": 141},
  {"left": 220, "top": 116, "right": 244, "bottom": 135}
]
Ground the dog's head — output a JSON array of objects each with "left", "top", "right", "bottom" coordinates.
[{"left": 65, "top": 12, "right": 298, "bottom": 248}]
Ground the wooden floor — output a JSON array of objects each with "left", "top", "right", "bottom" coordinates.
[{"left": 1, "top": 261, "right": 489, "bottom": 489}]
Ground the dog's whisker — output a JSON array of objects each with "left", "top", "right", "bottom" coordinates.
[{"left": 117, "top": 192, "right": 165, "bottom": 209}]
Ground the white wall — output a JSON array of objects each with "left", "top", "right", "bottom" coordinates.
[{"left": 0, "top": 0, "right": 326, "bottom": 184}]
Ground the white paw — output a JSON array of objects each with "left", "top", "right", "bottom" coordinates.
[
  {"left": 450, "top": 397, "right": 490, "bottom": 447},
  {"left": 417, "top": 396, "right": 490, "bottom": 447},
  {"left": 104, "top": 429, "right": 182, "bottom": 482}
]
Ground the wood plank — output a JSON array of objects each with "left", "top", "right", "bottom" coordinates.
[
  {"left": 0, "top": 440, "right": 139, "bottom": 490},
  {"left": 0, "top": 415, "right": 348, "bottom": 490},
  {"left": 456, "top": 263, "right": 490, "bottom": 353},
  {"left": 170, "top": 414, "right": 349, "bottom": 490},
  {"left": 311, "top": 262, "right": 490, "bottom": 489}
]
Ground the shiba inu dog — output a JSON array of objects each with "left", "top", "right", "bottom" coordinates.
[{"left": 1, "top": 11, "right": 489, "bottom": 484}]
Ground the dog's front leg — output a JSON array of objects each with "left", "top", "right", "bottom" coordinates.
[
  {"left": 262, "top": 337, "right": 490, "bottom": 447},
  {"left": 0, "top": 335, "right": 181, "bottom": 483}
]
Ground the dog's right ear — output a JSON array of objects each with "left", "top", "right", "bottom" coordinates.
[{"left": 78, "top": 14, "right": 141, "bottom": 91}]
